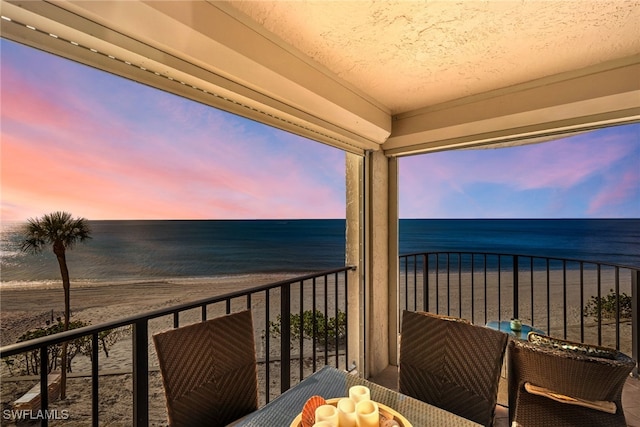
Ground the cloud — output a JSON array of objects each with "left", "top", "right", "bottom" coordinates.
[
  {"left": 2, "top": 59, "right": 344, "bottom": 219},
  {"left": 588, "top": 164, "right": 640, "bottom": 216},
  {"left": 399, "top": 126, "right": 640, "bottom": 218},
  {"left": 1, "top": 45, "right": 346, "bottom": 221}
]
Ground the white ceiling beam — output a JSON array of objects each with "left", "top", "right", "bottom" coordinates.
[{"left": 384, "top": 57, "right": 640, "bottom": 156}]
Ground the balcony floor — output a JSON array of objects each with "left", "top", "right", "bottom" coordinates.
[{"left": 370, "top": 366, "right": 640, "bottom": 427}]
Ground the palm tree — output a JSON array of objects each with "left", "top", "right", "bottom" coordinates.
[{"left": 21, "top": 211, "right": 91, "bottom": 399}]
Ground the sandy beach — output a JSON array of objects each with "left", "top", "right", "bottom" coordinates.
[
  {"left": 0, "top": 269, "right": 633, "bottom": 426},
  {"left": 1, "top": 274, "right": 298, "bottom": 346}
]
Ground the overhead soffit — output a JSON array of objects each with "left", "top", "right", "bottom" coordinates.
[
  {"left": 225, "top": 0, "right": 640, "bottom": 114},
  {"left": 1, "top": 0, "right": 639, "bottom": 156}
]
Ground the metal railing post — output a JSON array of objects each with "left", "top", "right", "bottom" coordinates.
[
  {"left": 92, "top": 333, "right": 99, "bottom": 427},
  {"left": 632, "top": 269, "right": 639, "bottom": 378},
  {"left": 280, "top": 282, "right": 291, "bottom": 392},
  {"left": 40, "top": 347, "right": 48, "bottom": 427},
  {"left": 132, "top": 319, "right": 149, "bottom": 427},
  {"left": 513, "top": 255, "right": 519, "bottom": 320},
  {"left": 422, "top": 254, "right": 428, "bottom": 312}
]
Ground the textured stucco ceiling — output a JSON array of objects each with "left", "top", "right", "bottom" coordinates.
[{"left": 227, "top": 1, "right": 640, "bottom": 115}]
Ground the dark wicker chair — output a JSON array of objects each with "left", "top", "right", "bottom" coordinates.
[
  {"left": 153, "top": 310, "right": 258, "bottom": 427},
  {"left": 508, "top": 334, "right": 636, "bottom": 427},
  {"left": 399, "top": 310, "right": 509, "bottom": 427}
]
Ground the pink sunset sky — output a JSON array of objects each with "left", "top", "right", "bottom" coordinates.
[{"left": 1, "top": 39, "right": 639, "bottom": 221}]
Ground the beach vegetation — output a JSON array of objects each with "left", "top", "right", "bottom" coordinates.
[
  {"left": 19, "top": 211, "right": 91, "bottom": 399},
  {"left": 3, "top": 321, "right": 129, "bottom": 376},
  {"left": 269, "top": 309, "right": 347, "bottom": 346},
  {"left": 584, "top": 289, "right": 632, "bottom": 320}
]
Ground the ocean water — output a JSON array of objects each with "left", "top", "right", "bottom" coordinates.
[
  {"left": 1, "top": 219, "right": 638, "bottom": 286},
  {"left": 400, "top": 219, "right": 640, "bottom": 267}
]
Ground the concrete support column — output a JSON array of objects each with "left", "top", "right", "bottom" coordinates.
[
  {"left": 367, "top": 150, "right": 390, "bottom": 376},
  {"left": 345, "top": 152, "right": 364, "bottom": 375},
  {"left": 387, "top": 158, "right": 399, "bottom": 367},
  {"left": 345, "top": 150, "right": 399, "bottom": 378}
]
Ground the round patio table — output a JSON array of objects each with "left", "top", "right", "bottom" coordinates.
[{"left": 230, "top": 366, "right": 481, "bottom": 426}]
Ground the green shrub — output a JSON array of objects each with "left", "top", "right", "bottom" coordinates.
[
  {"left": 269, "top": 309, "right": 346, "bottom": 345},
  {"left": 3, "top": 321, "right": 129, "bottom": 375},
  {"left": 584, "top": 289, "right": 632, "bottom": 320}
]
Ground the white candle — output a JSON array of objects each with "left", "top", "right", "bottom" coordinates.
[
  {"left": 349, "top": 385, "right": 371, "bottom": 403},
  {"left": 337, "top": 397, "right": 357, "bottom": 427},
  {"left": 315, "top": 404, "right": 339, "bottom": 425},
  {"left": 355, "top": 400, "right": 379, "bottom": 427}
]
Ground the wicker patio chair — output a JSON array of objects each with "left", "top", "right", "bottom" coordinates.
[
  {"left": 508, "top": 333, "right": 636, "bottom": 427},
  {"left": 399, "top": 310, "right": 509, "bottom": 427},
  {"left": 153, "top": 310, "right": 258, "bottom": 427}
]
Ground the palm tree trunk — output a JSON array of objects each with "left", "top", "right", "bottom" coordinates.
[{"left": 55, "top": 243, "right": 70, "bottom": 400}]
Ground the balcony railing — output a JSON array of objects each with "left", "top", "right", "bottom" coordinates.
[
  {"left": 2, "top": 253, "right": 638, "bottom": 426},
  {"left": 399, "top": 251, "right": 639, "bottom": 373},
  {"left": 0, "top": 266, "right": 354, "bottom": 427}
]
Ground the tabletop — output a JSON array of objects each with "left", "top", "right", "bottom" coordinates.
[
  {"left": 230, "top": 366, "right": 481, "bottom": 426},
  {"left": 485, "top": 320, "right": 544, "bottom": 340}
]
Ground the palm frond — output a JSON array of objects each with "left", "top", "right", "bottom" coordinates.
[{"left": 20, "top": 211, "right": 92, "bottom": 252}]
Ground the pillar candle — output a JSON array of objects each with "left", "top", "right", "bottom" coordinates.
[
  {"left": 349, "top": 385, "right": 371, "bottom": 403},
  {"left": 337, "top": 397, "right": 357, "bottom": 427},
  {"left": 355, "top": 400, "right": 379, "bottom": 427},
  {"left": 315, "top": 404, "right": 339, "bottom": 425}
]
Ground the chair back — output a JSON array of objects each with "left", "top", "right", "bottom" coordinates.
[
  {"left": 508, "top": 336, "right": 635, "bottom": 427},
  {"left": 399, "top": 310, "right": 508, "bottom": 427},
  {"left": 153, "top": 310, "right": 258, "bottom": 427}
]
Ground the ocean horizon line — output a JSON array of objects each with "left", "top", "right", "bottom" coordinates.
[
  {"left": 3, "top": 217, "right": 639, "bottom": 224},
  {"left": 2, "top": 219, "right": 639, "bottom": 284}
]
